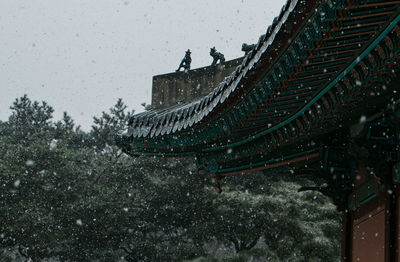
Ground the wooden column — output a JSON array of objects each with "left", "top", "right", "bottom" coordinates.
[
  {"left": 338, "top": 109, "right": 400, "bottom": 261},
  {"left": 394, "top": 185, "right": 400, "bottom": 261},
  {"left": 342, "top": 211, "right": 352, "bottom": 261},
  {"left": 351, "top": 195, "right": 389, "bottom": 261},
  {"left": 341, "top": 165, "right": 400, "bottom": 261}
]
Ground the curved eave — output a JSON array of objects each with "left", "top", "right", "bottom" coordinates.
[
  {"left": 118, "top": 0, "right": 400, "bottom": 166},
  {"left": 120, "top": 0, "right": 310, "bottom": 138}
]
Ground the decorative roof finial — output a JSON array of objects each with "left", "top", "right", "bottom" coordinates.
[
  {"left": 241, "top": 43, "right": 255, "bottom": 55},
  {"left": 210, "top": 46, "right": 225, "bottom": 66},
  {"left": 176, "top": 49, "right": 192, "bottom": 72}
]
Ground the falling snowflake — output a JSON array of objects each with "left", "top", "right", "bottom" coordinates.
[
  {"left": 25, "top": 160, "right": 35, "bottom": 167},
  {"left": 14, "top": 180, "right": 20, "bottom": 187},
  {"left": 49, "top": 139, "right": 58, "bottom": 150}
]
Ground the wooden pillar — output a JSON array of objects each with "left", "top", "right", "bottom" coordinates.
[
  {"left": 351, "top": 195, "right": 389, "bottom": 261},
  {"left": 342, "top": 211, "right": 352, "bottom": 261},
  {"left": 341, "top": 164, "right": 400, "bottom": 261},
  {"left": 337, "top": 109, "right": 400, "bottom": 261},
  {"left": 393, "top": 185, "right": 400, "bottom": 261}
]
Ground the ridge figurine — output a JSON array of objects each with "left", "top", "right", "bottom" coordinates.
[
  {"left": 210, "top": 47, "right": 225, "bottom": 66},
  {"left": 176, "top": 49, "right": 192, "bottom": 72},
  {"left": 241, "top": 43, "right": 255, "bottom": 55}
]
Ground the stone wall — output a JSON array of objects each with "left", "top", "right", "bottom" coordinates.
[{"left": 151, "top": 57, "right": 243, "bottom": 109}]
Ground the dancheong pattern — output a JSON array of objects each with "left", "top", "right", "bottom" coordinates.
[{"left": 117, "top": 0, "right": 400, "bottom": 177}]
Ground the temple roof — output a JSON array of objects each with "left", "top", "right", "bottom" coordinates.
[
  {"left": 124, "top": 0, "right": 300, "bottom": 138},
  {"left": 118, "top": 0, "right": 400, "bottom": 175}
]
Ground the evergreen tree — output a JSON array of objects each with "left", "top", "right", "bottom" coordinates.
[{"left": 0, "top": 96, "right": 340, "bottom": 261}]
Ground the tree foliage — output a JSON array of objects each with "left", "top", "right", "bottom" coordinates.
[{"left": 0, "top": 96, "right": 340, "bottom": 261}]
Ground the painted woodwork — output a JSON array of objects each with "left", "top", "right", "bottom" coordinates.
[
  {"left": 117, "top": 1, "right": 400, "bottom": 260},
  {"left": 352, "top": 199, "right": 387, "bottom": 261},
  {"left": 118, "top": 1, "right": 400, "bottom": 179}
]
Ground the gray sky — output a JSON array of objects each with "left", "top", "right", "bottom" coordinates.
[{"left": 0, "top": 0, "right": 285, "bottom": 130}]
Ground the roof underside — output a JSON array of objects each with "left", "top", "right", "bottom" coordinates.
[{"left": 118, "top": 0, "right": 400, "bottom": 175}]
